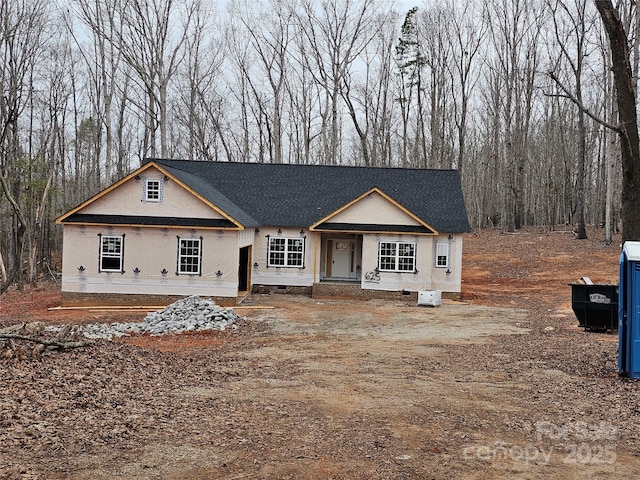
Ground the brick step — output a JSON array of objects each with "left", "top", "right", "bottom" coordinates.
[{"left": 312, "top": 282, "right": 369, "bottom": 299}]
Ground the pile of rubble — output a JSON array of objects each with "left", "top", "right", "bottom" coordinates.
[{"left": 80, "top": 296, "right": 240, "bottom": 340}]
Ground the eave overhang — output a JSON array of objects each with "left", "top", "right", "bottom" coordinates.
[
  {"left": 60, "top": 213, "right": 240, "bottom": 230},
  {"left": 311, "top": 222, "right": 435, "bottom": 235}
]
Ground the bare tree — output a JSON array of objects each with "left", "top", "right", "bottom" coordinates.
[
  {"left": 598, "top": 27, "right": 618, "bottom": 243},
  {"left": 25, "top": 26, "right": 75, "bottom": 284},
  {"left": 446, "top": 0, "right": 486, "bottom": 174},
  {"left": 420, "top": 5, "right": 454, "bottom": 168},
  {"left": 486, "top": 0, "right": 545, "bottom": 231},
  {"left": 359, "top": 12, "right": 398, "bottom": 167},
  {"left": 595, "top": 0, "right": 640, "bottom": 242},
  {"left": 546, "top": 0, "right": 600, "bottom": 239},
  {"left": 286, "top": 30, "right": 320, "bottom": 165},
  {"left": 230, "top": 0, "right": 295, "bottom": 164},
  {"left": 71, "top": 0, "right": 127, "bottom": 184},
  {"left": 225, "top": 20, "right": 268, "bottom": 162},
  {"left": 112, "top": 0, "right": 196, "bottom": 159},
  {"left": 295, "top": 0, "right": 383, "bottom": 166},
  {"left": 0, "top": 0, "right": 52, "bottom": 291},
  {"left": 173, "top": 2, "right": 230, "bottom": 161}
]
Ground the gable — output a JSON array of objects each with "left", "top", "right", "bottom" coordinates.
[
  {"left": 310, "top": 187, "right": 437, "bottom": 235},
  {"left": 56, "top": 163, "right": 245, "bottom": 229},
  {"left": 81, "top": 166, "right": 226, "bottom": 219}
]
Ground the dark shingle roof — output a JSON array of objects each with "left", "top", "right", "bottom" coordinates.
[{"left": 148, "top": 159, "right": 470, "bottom": 233}]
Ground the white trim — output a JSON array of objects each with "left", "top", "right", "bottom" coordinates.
[
  {"left": 435, "top": 240, "right": 450, "bottom": 268},
  {"left": 177, "top": 237, "right": 202, "bottom": 275},
  {"left": 377, "top": 240, "right": 416, "bottom": 272},
  {"left": 143, "top": 177, "right": 163, "bottom": 203},
  {"left": 268, "top": 237, "right": 305, "bottom": 268},
  {"left": 99, "top": 235, "right": 124, "bottom": 272}
]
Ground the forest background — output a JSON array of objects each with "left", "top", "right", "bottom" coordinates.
[{"left": 0, "top": 0, "right": 635, "bottom": 289}]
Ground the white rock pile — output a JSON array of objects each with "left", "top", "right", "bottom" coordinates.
[{"left": 80, "top": 296, "right": 239, "bottom": 340}]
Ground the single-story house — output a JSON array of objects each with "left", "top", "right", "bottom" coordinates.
[{"left": 55, "top": 159, "right": 470, "bottom": 306}]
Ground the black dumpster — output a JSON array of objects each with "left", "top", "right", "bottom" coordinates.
[{"left": 570, "top": 283, "right": 618, "bottom": 331}]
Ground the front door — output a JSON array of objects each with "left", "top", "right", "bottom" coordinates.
[{"left": 329, "top": 239, "right": 356, "bottom": 279}]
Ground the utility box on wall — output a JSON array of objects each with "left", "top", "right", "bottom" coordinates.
[
  {"left": 418, "top": 290, "right": 442, "bottom": 307},
  {"left": 619, "top": 241, "right": 640, "bottom": 378}
]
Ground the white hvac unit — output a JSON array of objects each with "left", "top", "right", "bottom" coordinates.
[{"left": 418, "top": 290, "right": 442, "bottom": 307}]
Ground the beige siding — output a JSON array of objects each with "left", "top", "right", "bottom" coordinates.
[
  {"left": 329, "top": 191, "right": 422, "bottom": 226},
  {"left": 430, "top": 234, "right": 463, "bottom": 293},
  {"left": 81, "top": 166, "right": 226, "bottom": 220},
  {"left": 360, "top": 233, "right": 462, "bottom": 294},
  {"left": 251, "top": 228, "right": 316, "bottom": 287},
  {"left": 61, "top": 224, "right": 241, "bottom": 299},
  {"left": 61, "top": 222, "right": 462, "bottom": 299}
]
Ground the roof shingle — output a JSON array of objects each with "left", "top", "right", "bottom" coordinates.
[{"left": 147, "top": 159, "right": 470, "bottom": 233}]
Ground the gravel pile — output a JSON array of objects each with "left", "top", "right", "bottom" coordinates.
[{"left": 80, "top": 296, "right": 240, "bottom": 339}]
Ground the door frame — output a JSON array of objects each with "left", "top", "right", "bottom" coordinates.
[
  {"left": 323, "top": 235, "right": 360, "bottom": 280},
  {"left": 238, "top": 246, "right": 252, "bottom": 293}
]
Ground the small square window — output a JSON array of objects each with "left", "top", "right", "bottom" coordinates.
[{"left": 145, "top": 179, "right": 162, "bottom": 202}]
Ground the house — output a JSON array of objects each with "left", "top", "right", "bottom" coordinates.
[{"left": 55, "top": 159, "right": 470, "bottom": 306}]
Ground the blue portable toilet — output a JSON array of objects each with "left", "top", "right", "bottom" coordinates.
[{"left": 619, "top": 241, "right": 640, "bottom": 378}]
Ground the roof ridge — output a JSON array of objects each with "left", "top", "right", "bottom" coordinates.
[{"left": 149, "top": 158, "right": 459, "bottom": 173}]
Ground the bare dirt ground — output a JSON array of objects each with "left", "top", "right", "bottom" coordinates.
[{"left": 1, "top": 226, "right": 638, "bottom": 479}]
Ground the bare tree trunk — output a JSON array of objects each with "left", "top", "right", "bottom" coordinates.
[
  {"left": 448, "top": 0, "right": 485, "bottom": 174},
  {"left": 547, "top": 0, "right": 594, "bottom": 239},
  {"left": 604, "top": 126, "right": 614, "bottom": 243},
  {"left": 595, "top": 0, "right": 640, "bottom": 242},
  {"left": 341, "top": 78, "right": 371, "bottom": 166},
  {"left": 0, "top": 250, "right": 6, "bottom": 285},
  {"left": 487, "top": 0, "right": 543, "bottom": 231},
  {"left": 28, "top": 172, "right": 53, "bottom": 284},
  {"left": 231, "top": 1, "right": 292, "bottom": 164},
  {"left": 296, "top": 0, "right": 382, "bottom": 166},
  {"left": 0, "top": 0, "right": 50, "bottom": 289},
  {"left": 110, "top": 0, "right": 194, "bottom": 159}
]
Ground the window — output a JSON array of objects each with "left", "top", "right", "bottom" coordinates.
[
  {"left": 268, "top": 237, "right": 305, "bottom": 267},
  {"left": 144, "top": 178, "right": 162, "bottom": 202},
  {"left": 178, "top": 237, "right": 202, "bottom": 275},
  {"left": 99, "top": 235, "right": 124, "bottom": 272},
  {"left": 378, "top": 241, "right": 415, "bottom": 272},
  {"left": 435, "top": 241, "right": 450, "bottom": 268}
]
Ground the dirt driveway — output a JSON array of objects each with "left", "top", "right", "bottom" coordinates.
[{"left": 1, "top": 227, "right": 639, "bottom": 479}]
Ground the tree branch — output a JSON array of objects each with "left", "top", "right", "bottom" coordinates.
[
  {"left": 0, "top": 333, "right": 89, "bottom": 350},
  {"left": 545, "top": 70, "right": 621, "bottom": 132},
  {"left": 0, "top": 324, "right": 90, "bottom": 350}
]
